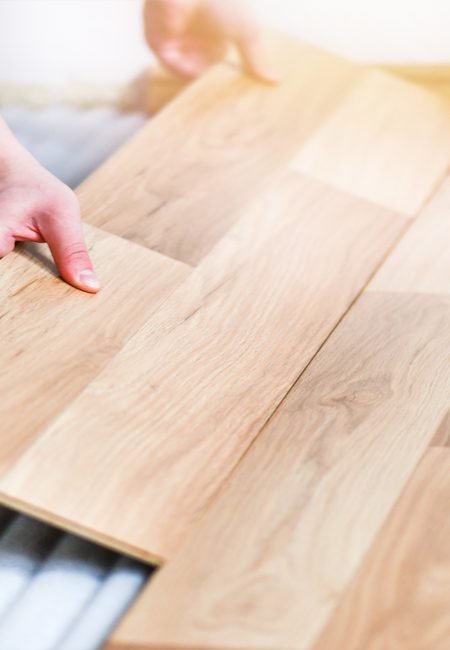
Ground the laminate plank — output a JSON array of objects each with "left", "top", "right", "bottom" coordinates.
[
  {"left": 292, "top": 70, "right": 450, "bottom": 215},
  {"left": 79, "top": 35, "right": 365, "bottom": 265},
  {"left": 109, "top": 290, "right": 450, "bottom": 650},
  {"left": 0, "top": 227, "right": 189, "bottom": 471},
  {"left": 369, "top": 176, "right": 450, "bottom": 294},
  {"left": 109, "top": 172, "right": 450, "bottom": 648},
  {"left": 0, "top": 174, "right": 405, "bottom": 562},
  {"left": 313, "top": 448, "right": 450, "bottom": 650}
]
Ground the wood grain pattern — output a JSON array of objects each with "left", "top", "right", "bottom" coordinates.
[
  {"left": 109, "top": 290, "right": 450, "bottom": 650},
  {"left": 292, "top": 70, "right": 450, "bottom": 215},
  {"left": 79, "top": 35, "right": 363, "bottom": 265},
  {"left": 314, "top": 448, "right": 450, "bottom": 650},
  {"left": 369, "top": 175, "right": 450, "bottom": 294},
  {"left": 0, "top": 227, "right": 189, "bottom": 472},
  {"left": 0, "top": 174, "right": 405, "bottom": 562}
]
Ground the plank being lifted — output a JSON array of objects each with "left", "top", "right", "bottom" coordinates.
[
  {"left": 0, "top": 228, "right": 189, "bottom": 471},
  {"left": 79, "top": 35, "right": 364, "bottom": 266},
  {"left": 2, "top": 36, "right": 450, "bottom": 564},
  {"left": 0, "top": 173, "right": 405, "bottom": 562},
  {"left": 109, "top": 176, "right": 450, "bottom": 649},
  {"left": 292, "top": 70, "right": 450, "bottom": 215}
]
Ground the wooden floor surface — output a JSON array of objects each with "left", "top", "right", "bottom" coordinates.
[
  {"left": 109, "top": 157, "right": 450, "bottom": 650},
  {"left": 1, "top": 33, "right": 450, "bottom": 649},
  {"left": 0, "top": 174, "right": 405, "bottom": 561}
]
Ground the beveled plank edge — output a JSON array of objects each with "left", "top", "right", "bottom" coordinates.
[
  {"left": 0, "top": 490, "right": 165, "bottom": 567},
  {"left": 430, "top": 409, "right": 450, "bottom": 447},
  {"left": 81, "top": 223, "right": 193, "bottom": 273},
  {"left": 105, "top": 641, "right": 264, "bottom": 650}
]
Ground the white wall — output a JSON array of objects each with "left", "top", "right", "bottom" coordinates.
[
  {"left": 1, "top": 0, "right": 450, "bottom": 89},
  {"left": 0, "top": 0, "right": 150, "bottom": 86}
]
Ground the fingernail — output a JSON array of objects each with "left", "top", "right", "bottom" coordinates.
[{"left": 78, "top": 269, "right": 100, "bottom": 291}]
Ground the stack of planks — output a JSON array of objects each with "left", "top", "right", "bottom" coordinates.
[{"left": 1, "top": 33, "right": 449, "bottom": 649}]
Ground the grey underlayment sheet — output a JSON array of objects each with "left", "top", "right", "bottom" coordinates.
[{"left": 0, "top": 105, "right": 152, "bottom": 650}]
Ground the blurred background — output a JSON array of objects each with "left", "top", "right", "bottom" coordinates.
[{"left": 1, "top": 0, "right": 450, "bottom": 106}]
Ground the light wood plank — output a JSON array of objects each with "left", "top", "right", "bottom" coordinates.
[
  {"left": 292, "top": 70, "right": 450, "bottom": 215},
  {"left": 109, "top": 290, "right": 450, "bottom": 650},
  {"left": 0, "top": 228, "right": 189, "bottom": 472},
  {"left": 109, "top": 174, "right": 450, "bottom": 648},
  {"left": 314, "top": 448, "right": 450, "bottom": 650},
  {"left": 384, "top": 63, "right": 450, "bottom": 103},
  {"left": 79, "top": 35, "right": 364, "bottom": 265},
  {"left": 0, "top": 174, "right": 405, "bottom": 562},
  {"left": 369, "top": 175, "right": 450, "bottom": 294}
]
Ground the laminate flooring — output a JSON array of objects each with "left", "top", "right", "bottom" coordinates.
[{"left": 1, "top": 34, "right": 450, "bottom": 650}]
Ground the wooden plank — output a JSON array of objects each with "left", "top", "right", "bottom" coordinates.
[
  {"left": 314, "top": 448, "right": 450, "bottom": 650},
  {"left": 292, "top": 70, "right": 450, "bottom": 215},
  {"left": 369, "top": 176, "right": 450, "bottom": 294},
  {"left": 108, "top": 174, "right": 450, "bottom": 648},
  {"left": 384, "top": 63, "right": 450, "bottom": 103},
  {"left": 0, "top": 227, "right": 189, "bottom": 472},
  {"left": 79, "top": 35, "right": 364, "bottom": 266},
  {"left": 108, "top": 291, "right": 450, "bottom": 650},
  {"left": 0, "top": 174, "right": 406, "bottom": 562}
]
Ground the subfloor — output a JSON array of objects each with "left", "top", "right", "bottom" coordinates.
[{"left": 0, "top": 105, "right": 151, "bottom": 650}]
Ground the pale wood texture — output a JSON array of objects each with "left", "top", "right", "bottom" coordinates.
[
  {"left": 109, "top": 292, "right": 450, "bottom": 649},
  {"left": 0, "top": 174, "right": 405, "bottom": 562},
  {"left": 79, "top": 35, "right": 364, "bottom": 265},
  {"left": 369, "top": 175, "right": 450, "bottom": 294},
  {"left": 109, "top": 175, "right": 450, "bottom": 646},
  {"left": 314, "top": 448, "right": 450, "bottom": 650},
  {"left": 292, "top": 70, "right": 450, "bottom": 215},
  {"left": 0, "top": 227, "right": 189, "bottom": 471}
]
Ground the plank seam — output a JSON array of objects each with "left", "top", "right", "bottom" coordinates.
[{"left": 311, "top": 446, "right": 450, "bottom": 650}]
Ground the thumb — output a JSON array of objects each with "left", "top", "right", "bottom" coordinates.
[
  {"left": 40, "top": 202, "right": 100, "bottom": 294},
  {"left": 236, "top": 32, "right": 278, "bottom": 84}
]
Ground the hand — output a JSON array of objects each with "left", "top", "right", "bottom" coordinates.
[
  {"left": 0, "top": 119, "right": 100, "bottom": 293},
  {"left": 144, "top": 0, "right": 276, "bottom": 81}
]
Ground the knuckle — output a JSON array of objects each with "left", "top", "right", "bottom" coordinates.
[
  {"left": 46, "top": 187, "right": 80, "bottom": 220},
  {"left": 62, "top": 241, "right": 89, "bottom": 264}
]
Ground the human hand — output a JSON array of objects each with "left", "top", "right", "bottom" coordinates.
[
  {"left": 143, "top": 0, "right": 276, "bottom": 81},
  {"left": 0, "top": 119, "right": 100, "bottom": 293}
]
